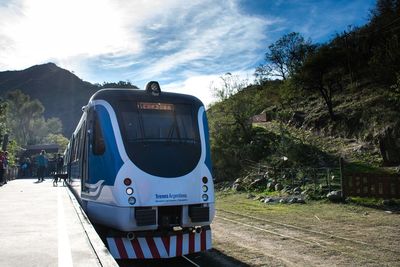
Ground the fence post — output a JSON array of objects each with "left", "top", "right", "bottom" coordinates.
[
  {"left": 339, "top": 157, "right": 344, "bottom": 198},
  {"left": 326, "top": 168, "right": 331, "bottom": 192}
]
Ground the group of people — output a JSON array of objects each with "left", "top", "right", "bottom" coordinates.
[
  {"left": 33, "top": 150, "right": 64, "bottom": 182},
  {"left": 19, "top": 150, "right": 64, "bottom": 182},
  {"left": 0, "top": 150, "right": 9, "bottom": 186},
  {"left": 1, "top": 149, "right": 65, "bottom": 184}
]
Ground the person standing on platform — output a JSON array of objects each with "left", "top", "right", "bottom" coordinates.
[
  {"left": 4, "top": 151, "right": 8, "bottom": 182},
  {"left": 36, "top": 150, "right": 48, "bottom": 182},
  {"left": 0, "top": 151, "right": 5, "bottom": 185}
]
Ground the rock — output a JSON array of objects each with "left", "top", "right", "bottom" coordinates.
[
  {"left": 288, "top": 198, "right": 298, "bottom": 204},
  {"left": 326, "top": 191, "right": 343, "bottom": 202},
  {"left": 293, "top": 187, "right": 302, "bottom": 195},
  {"left": 246, "top": 193, "right": 255, "bottom": 199},
  {"left": 264, "top": 198, "right": 274, "bottom": 203},
  {"left": 232, "top": 183, "right": 244, "bottom": 192},
  {"left": 275, "top": 183, "right": 283, "bottom": 191},
  {"left": 279, "top": 198, "right": 288, "bottom": 204}
]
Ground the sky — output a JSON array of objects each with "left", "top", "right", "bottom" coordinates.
[{"left": 0, "top": 0, "right": 376, "bottom": 106}]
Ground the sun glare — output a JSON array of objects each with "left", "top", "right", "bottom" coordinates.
[{"left": 4, "top": 0, "right": 140, "bottom": 68}]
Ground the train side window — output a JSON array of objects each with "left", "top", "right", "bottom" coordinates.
[{"left": 92, "top": 112, "right": 105, "bottom": 155}]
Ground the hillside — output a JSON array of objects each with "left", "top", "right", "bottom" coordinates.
[
  {"left": 0, "top": 63, "right": 97, "bottom": 136},
  {"left": 0, "top": 63, "right": 138, "bottom": 137},
  {"left": 208, "top": 80, "right": 400, "bottom": 184}
]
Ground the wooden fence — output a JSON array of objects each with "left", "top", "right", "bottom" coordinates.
[{"left": 342, "top": 173, "right": 400, "bottom": 198}]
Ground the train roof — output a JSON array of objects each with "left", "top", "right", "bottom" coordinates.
[{"left": 89, "top": 88, "right": 204, "bottom": 107}]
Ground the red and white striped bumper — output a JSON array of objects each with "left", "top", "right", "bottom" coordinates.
[{"left": 106, "top": 229, "right": 212, "bottom": 259}]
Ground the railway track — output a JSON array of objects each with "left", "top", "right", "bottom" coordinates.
[
  {"left": 215, "top": 208, "right": 400, "bottom": 264},
  {"left": 216, "top": 208, "right": 398, "bottom": 254}
]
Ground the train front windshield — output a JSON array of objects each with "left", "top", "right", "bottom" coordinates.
[{"left": 116, "top": 101, "right": 201, "bottom": 177}]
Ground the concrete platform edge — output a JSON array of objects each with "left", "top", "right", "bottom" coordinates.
[{"left": 66, "top": 188, "right": 118, "bottom": 267}]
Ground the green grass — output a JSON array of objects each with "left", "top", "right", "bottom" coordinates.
[{"left": 215, "top": 191, "right": 399, "bottom": 228}]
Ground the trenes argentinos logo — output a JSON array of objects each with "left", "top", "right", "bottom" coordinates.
[{"left": 155, "top": 193, "right": 188, "bottom": 202}]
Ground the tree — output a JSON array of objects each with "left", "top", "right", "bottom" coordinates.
[
  {"left": 209, "top": 74, "right": 267, "bottom": 180},
  {"left": 97, "top": 80, "right": 139, "bottom": 89},
  {"left": 210, "top": 73, "right": 249, "bottom": 101},
  {"left": 44, "top": 133, "right": 69, "bottom": 151},
  {"left": 294, "top": 45, "right": 345, "bottom": 120},
  {"left": 6, "top": 90, "right": 63, "bottom": 145},
  {"left": 255, "top": 32, "right": 315, "bottom": 82}
]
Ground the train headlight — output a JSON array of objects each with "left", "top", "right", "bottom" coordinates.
[
  {"left": 126, "top": 187, "right": 134, "bottom": 195},
  {"left": 202, "top": 176, "right": 208, "bottom": 184},
  {"left": 124, "top": 178, "right": 132, "bottom": 186},
  {"left": 202, "top": 185, "right": 208, "bottom": 192},
  {"left": 128, "top": 197, "right": 136, "bottom": 205},
  {"left": 202, "top": 194, "right": 209, "bottom": 201}
]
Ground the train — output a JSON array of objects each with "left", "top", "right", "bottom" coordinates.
[{"left": 64, "top": 81, "right": 215, "bottom": 259}]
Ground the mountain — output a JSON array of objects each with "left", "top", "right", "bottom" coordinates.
[{"left": 0, "top": 63, "right": 100, "bottom": 137}]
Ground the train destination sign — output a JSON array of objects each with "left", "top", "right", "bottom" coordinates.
[{"left": 138, "top": 102, "right": 174, "bottom": 111}]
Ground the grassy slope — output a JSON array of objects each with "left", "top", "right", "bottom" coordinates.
[{"left": 248, "top": 82, "right": 399, "bottom": 172}]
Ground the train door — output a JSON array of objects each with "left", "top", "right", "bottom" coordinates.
[
  {"left": 86, "top": 107, "right": 106, "bottom": 186},
  {"left": 81, "top": 117, "right": 89, "bottom": 191}
]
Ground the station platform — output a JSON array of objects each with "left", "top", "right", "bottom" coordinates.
[{"left": 0, "top": 178, "right": 117, "bottom": 267}]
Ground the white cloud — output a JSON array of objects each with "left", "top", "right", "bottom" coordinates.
[
  {"left": 0, "top": 0, "right": 271, "bottom": 109},
  {"left": 0, "top": 0, "right": 273, "bottom": 75},
  {"left": 162, "top": 69, "right": 254, "bottom": 108},
  {"left": 134, "top": 0, "right": 273, "bottom": 80}
]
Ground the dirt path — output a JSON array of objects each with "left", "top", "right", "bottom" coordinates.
[{"left": 211, "top": 209, "right": 400, "bottom": 267}]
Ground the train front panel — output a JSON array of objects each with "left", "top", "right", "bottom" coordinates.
[{"left": 80, "top": 89, "right": 215, "bottom": 232}]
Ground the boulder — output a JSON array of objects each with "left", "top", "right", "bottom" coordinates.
[
  {"left": 264, "top": 198, "right": 274, "bottom": 203},
  {"left": 279, "top": 198, "right": 288, "bottom": 204},
  {"left": 288, "top": 198, "right": 298, "bottom": 204},
  {"left": 293, "top": 187, "right": 302, "bottom": 195},
  {"left": 326, "top": 191, "right": 343, "bottom": 202},
  {"left": 232, "top": 183, "right": 244, "bottom": 192}
]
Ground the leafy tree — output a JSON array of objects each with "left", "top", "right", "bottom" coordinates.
[
  {"left": 210, "top": 73, "right": 249, "bottom": 101},
  {"left": 6, "top": 90, "right": 63, "bottom": 145},
  {"left": 208, "top": 75, "right": 270, "bottom": 180},
  {"left": 294, "top": 45, "right": 345, "bottom": 120},
  {"left": 255, "top": 32, "right": 315, "bottom": 82},
  {"left": 44, "top": 133, "right": 69, "bottom": 151},
  {"left": 95, "top": 80, "right": 139, "bottom": 89}
]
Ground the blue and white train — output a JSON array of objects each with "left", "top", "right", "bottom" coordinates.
[{"left": 65, "top": 82, "right": 215, "bottom": 259}]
